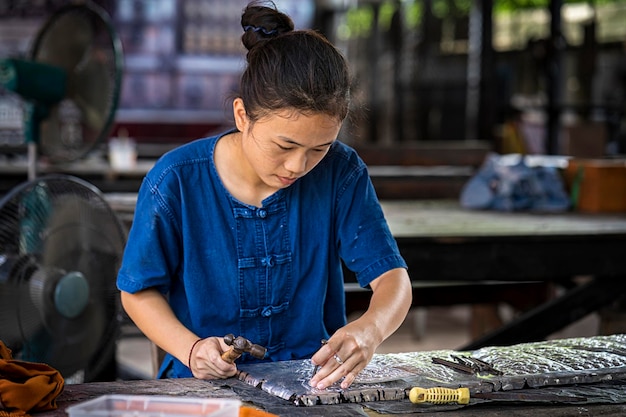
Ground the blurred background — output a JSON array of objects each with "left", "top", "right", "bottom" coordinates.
[{"left": 1, "top": 0, "right": 624, "bottom": 167}]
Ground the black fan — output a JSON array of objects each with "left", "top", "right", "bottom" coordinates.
[{"left": 0, "top": 175, "right": 127, "bottom": 382}]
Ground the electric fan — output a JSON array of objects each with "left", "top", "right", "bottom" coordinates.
[
  {"left": 0, "top": 174, "right": 127, "bottom": 382},
  {"left": 0, "top": 2, "right": 127, "bottom": 383},
  {"left": 0, "top": 0, "right": 123, "bottom": 179}
]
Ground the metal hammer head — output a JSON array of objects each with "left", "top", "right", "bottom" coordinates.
[{"left": 223, "top": 334, "right": 267, "bottom": 360}]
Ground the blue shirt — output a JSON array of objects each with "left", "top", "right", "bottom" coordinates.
[{"left": 116, "top": 131, "right": 407, "bottom": 378}]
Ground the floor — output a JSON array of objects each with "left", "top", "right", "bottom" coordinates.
[{"left": 116, "top": 304, "right": 601, "bottom": 380}]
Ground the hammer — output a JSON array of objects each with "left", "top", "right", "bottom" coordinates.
[{"left": 221, "top": 334, "right": 267, "bottom": 363}]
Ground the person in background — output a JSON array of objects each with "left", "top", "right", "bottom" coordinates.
[{"left": 116, "top": 0, "right": 412, "bottom": 391}]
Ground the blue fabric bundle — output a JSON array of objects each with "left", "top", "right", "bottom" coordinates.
[{"left": 460, "top": 153, "right": 571, "bottom": 212}]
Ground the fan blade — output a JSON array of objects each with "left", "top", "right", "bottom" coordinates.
[
  {"left": 18, "top": 283, "right": 106, "bottom": 378},
  {"left": 0, "top": 183, "right": 53, "bottom": 348},
  {"left": 0, "top": 256, "right": 45, "bottom": 347},
  {"left": 39, "top": 195, "right": 121, "bottom": 377},
  {"left": 39, "top": 101, "right": 88, "bottom": 162},
  {"left": 67, "top": 57, "right": 111, "bottom": 132},
  {"left": 0, "top": 175, "right": 126, "bottom": 381},
  {"left": 44, "top": 196, "right": 122, "bottom": 262},
  {"left": 34, "top": 11, "right": 95, "bottom": 71}
]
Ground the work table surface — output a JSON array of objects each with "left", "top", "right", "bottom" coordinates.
[
  {"left": 38, "top": 377, "right": 626, "bottom": 417},
  {"left": 380, "top": 199, "right": 626, "bottom": 237},
  {"left": 106, "top": 195, "right": 626, "bottom": 264},
  {"left": 104, "top": 195, "right": 626, "bottom": 237}
]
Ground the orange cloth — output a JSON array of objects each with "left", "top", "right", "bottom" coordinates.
[
  {"left": 0, "top": 341, "right": 64, "bottom": 417},
  {"left": 239, "top": 406, "right": 279, "bottom": 417}
]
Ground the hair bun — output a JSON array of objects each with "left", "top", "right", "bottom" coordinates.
[{"left": 241, "top": 1, "right": 294, "bottom": 51}]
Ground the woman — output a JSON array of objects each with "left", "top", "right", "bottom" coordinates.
[{"left": 117, "top": 1, "right": 412, "bottom": 390}]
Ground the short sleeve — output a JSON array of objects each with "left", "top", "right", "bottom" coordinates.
[
  {"left": 335, "top": 161, "right": 407, "bottom": 287},
  {"left": 116, "top": 176, "right": 181, "bottom": 295}
]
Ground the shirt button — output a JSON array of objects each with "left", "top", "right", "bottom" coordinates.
[
  {"left": 265, "top": 255, "right": 275, "bottom": 267},
  {"left": 262, "top": 307, "right": 272, "bottom": 317},
  {"left": 257, "top": 209, "right": 267, "bottom": 218}
]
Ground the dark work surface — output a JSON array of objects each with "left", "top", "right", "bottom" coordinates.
[{"left": 35, "top": 377, "right": 626, "bottom": 417}]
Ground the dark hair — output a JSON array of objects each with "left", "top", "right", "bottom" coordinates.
[{"left": 239, "top": 1, "right": 350, "bottom": 123}]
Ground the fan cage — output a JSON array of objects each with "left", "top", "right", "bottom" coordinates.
[{"left": 0, "top": 174, "right": 127, "bottom": 382}]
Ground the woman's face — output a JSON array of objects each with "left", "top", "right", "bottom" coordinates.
[{"left": 234, "top": 98, "right": 342, "bottom": 190}]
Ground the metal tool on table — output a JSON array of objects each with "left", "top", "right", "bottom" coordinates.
[
  {"left": 432, "top": 355, "right": 503, "bottom": 375},
  {"left": 221, "top": 334, "right": 267, "bottom": 363},
  {"left": 409, "top": 386, "right": 587, "bottom": 405}
]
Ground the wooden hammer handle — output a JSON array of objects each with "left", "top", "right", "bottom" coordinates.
[{"left": 221, "top": 348, "right": 241, "bottom": 363}]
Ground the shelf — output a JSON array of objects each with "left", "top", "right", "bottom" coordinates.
[
  {"left": 123, "top": 54, "right": 244, "bottom": 73},
  {"left": 115, "top": 109, "right": 230, "bottom": 124}
]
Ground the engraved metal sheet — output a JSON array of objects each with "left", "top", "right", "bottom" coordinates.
[{"left": 237, "top": 334, "right": 626, "bottom": 406}]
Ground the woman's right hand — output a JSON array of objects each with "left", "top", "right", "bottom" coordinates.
[
  {"left": 120, "top": 290, "right": 238, "bottom": 380},
  {"left": 188, "top": 336, "right": 238, "bottom": 380}
]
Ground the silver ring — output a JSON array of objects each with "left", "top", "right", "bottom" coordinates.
[{"left": 333, "top": 354, "right": 344, "bottom": 365}]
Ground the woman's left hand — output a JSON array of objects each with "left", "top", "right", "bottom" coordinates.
[
  {"left": 308, "top": 319, "right": 378, "bottom": 390},
  {"left": 309, "top": 268, "right": 412, "bottom": 390}
]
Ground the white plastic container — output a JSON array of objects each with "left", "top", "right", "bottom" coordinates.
[
  {"left": 108, "top": 137, "right": 137, "bottom": 170},
  {"left": 66, "top": 395, "right": 241, "bottom": 417}
]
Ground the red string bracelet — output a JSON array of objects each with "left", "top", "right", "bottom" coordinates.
[{"left": 188, "top": 338, "right": 203, "bottom": 369}]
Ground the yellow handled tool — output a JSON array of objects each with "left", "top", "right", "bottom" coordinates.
[{"left": 409, "top": 387, "right": 470, "bottom": 405}]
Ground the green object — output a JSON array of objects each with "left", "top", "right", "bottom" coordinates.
[
  {"left": 0, "top": 58, "right": 67, "bottom": 144},
  {"left": 0, "top": 58, "right": 66, "bottom": 104},
  {"left": 55, "top": 271, "right": 90, "bottom": 319},
  {"left": 19, "top": 182, "right": 52, "bottom": 253},
  {"left": 570, "top": 166, "right": 584, "bottom": 210}
]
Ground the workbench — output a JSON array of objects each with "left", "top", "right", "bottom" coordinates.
[
  {"left": 36, "top": 376, "right": 626, "bottom": 417},
  {"left": 375, "top": 200, "right": 626, "bottom": 349},
  {"left": 33, "top": 333, "right": 626, "bottom": 417}
]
